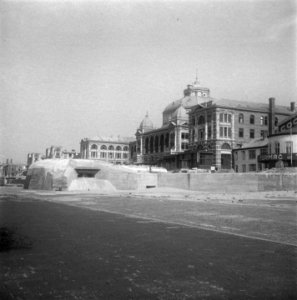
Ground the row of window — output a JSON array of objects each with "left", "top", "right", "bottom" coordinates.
[
  {"left": 90, "top": 144, "right": 129, "bottom": 151},
  {"left": 90, "top": 152, "right": 128, "bottom": 159},
  {"left": 192, "top": 113, "right": 279, "bottom": 127},
  {"left": 268, "top": 141, "right": 293, "bottom": 155}
]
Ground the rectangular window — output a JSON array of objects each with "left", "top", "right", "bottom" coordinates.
[
  {"left": 249, "top": 164, "right": 257, "bottom": 172},
  {"left": 275, "top": 142, "right": 280, "bottom": 155},
  {"left": 286, "top": 141, "right": 293, "bottom": 154},
  {"left": 242, "top": 165, "right": 246, "bottom": 172},
  {"left": 250, "top": 129, "right": 255, "bottom": 139},
  {"left": 220, "top": 126, "right": 231, "bottom": 138},
  {"left": 207, "top": 126, "right": 212, "bottom": 139},
  {"left": 220, "top": 113, "right": 224, "bottom": 122},
  {"left": 260, "top": 148, "right": 267, "bottom": 155},
  {"left": 100, "top": 152, "right": 106, "bottom": 158},
  {"left": 260, "top": 130, "right": 266, "bottom": 138},
  {"left": 239, "top": 128, "right": 244, "bottom": 138},
  {"left": 116, "top": 153, "right": 121, "bottom": 159},
  {"left": 242, "top": 151, "right": 246, "bottom": 160},
  {"left": 249, "top": 150, "right": 256, "bottom": 159},
  {"left": 199, "top": 129, "right": 204, "bottom": 139},
  {"left": 207, "top": 114, "right": 211, "bottom": 123},
  {"left": 91, "top": 152, "right": 97, "bottom": 158},
  {"left": 228, "top": 114, "right": 231, "bottom": 123}
]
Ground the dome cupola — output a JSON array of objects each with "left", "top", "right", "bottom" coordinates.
[{"left": 139, "top": 112, "right": 153, "bottom": 133}]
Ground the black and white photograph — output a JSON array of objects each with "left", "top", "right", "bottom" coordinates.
[{"left": 1, "top": 0, "right": 296, "bottom": 299}]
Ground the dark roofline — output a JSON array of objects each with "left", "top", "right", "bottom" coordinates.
[{"left": 190, "top": 100, "right": 293, "bottom": 115}]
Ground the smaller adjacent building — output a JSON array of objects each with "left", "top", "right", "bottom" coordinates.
[
  {"left": 258, "top": 113, "right": 297, "bottom": 168},
  {"left": 233, "top": 138, "right": 268, "bottom": 172},
  {"left": 80, "top": 136, "right": 134, "bottom": 164},
  {"left": 234, "top": 113, "right": 297, "bottom": 171}
]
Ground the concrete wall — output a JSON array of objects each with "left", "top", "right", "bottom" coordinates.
[
  {"left": 158, "top": 172, "right": 297, "bottom": 192},
  {"left": 96, "top": 167, "right": 157, "bottom": 190}
]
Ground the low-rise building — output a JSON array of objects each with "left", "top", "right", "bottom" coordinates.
[{"left": 80, "top": 136, "right": 134, "bottom": 164}]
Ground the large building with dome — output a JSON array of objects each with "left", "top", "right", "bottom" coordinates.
[
  {"left": 130, "top": 77, "right": 211, "bottom": 169},
  {"left": 130, "top": 77, "right": 296, "bottom": 171}
]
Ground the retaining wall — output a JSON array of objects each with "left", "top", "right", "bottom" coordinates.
[{"left": 157, "top": 173, "right": 297, "bottom": 192}]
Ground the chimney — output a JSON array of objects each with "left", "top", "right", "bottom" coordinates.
[
  {"left": 268, "top": 97, "right": 275, "bottom": 135},
  {"left": 290, "top": 102, "right": 295, "bottom": 112}
]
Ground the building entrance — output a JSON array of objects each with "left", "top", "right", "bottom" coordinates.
[{"left": 221, "top": 154, "right": 231, "bottom": 169}]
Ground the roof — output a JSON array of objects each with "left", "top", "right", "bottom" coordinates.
[
  {"left": 214, "top": 98, "right": 293, "bottom": 114},
  {"left": 84, "top": 136, "right": 135, "bottom": 143},
  {"left": 192, "top": 98, "right": 295, "bottom": 115},
  {"left": 234, "top": 138, "right": 268, "bottom": 150},
  {"left": 163, "top": 95, "right": 213, "bottom": 114},
  {"left": 139, "top": 113, "right": 154, "bottom": 131}
]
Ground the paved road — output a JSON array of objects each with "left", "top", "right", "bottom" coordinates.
[{"left": 0, "top": 190, "right": 296, "bottom": 299}]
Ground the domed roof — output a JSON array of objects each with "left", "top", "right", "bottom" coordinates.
[{"left": 139, "top": 112, "right": 153, "bottom": 132}]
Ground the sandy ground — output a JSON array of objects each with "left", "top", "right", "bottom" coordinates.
[{"left": 0, "top": 186, "right": 296, "bottom": 299}]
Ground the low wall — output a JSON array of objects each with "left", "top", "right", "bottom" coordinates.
[
  {"left": 96, "top": 167, "right": 158, "bottom": 190},
  {"left": 157, "top": 173, "right": 297, "bottom": 192}
]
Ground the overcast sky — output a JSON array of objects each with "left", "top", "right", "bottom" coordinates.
[{"left": 1, "top": 0, "right": 296, "bottom": 163}]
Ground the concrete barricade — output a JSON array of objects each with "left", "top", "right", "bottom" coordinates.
[{"left": 158, "top": 172, "right": 297, "bottom": 192}]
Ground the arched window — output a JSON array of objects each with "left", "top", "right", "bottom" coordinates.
[
  {"left": 100, "top": 145, "right": 107, "bottom": 150},
  {"left": 250, "top": 115, "right": 255, "bottom": 124},
  {"left": 116, "top": 146, "right": 122, "bottom": 151},
  {"left": 198, "top": 115, "right": 205, "bottom": 125},
  {"left": 221, "top": 143, "right": 231, "bottom": 150},
  {"left": 239, "top": 113, "right": 244, "bottom": 124},
  {"left": 123, "top": 146, "right": 128, "bottom": 151},
  {"left": 91, "top": 144, "right": 98, "bottom": 150},
  {"left": 108, "top": 145, "right": 114, "bottom": 150}
]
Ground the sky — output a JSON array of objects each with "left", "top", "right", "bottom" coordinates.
[{"left": 1, "top": 0, "right": 296, "bottom": 163}]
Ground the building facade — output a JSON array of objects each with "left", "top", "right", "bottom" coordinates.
[
  {"left": 130, "top": 78, "right": 210, "bottom": 170},
  {"left": 233, "top": 139, "right": 268, "bottom": 172},
  {"left": 188, "top": 97, "right": 296, "bottom": 170},
  {"left": 258, "top": 113, "right": 297, "bottom": 168},
  {"left": 45, "top": 146, "right": 78, "bottom": 159},
  {"left": 27, "top": 153, "right": 44, "bottom": 166},
  {"left": 80, "top": 136, "right": 134, "bottom": 164}
]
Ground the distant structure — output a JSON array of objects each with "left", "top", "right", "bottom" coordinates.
[
  {"left": 45, "top": 146, "right": 79, "bottom": 159},
  {"left": 1, "top": 159, "right": 26, "bottom": 177},
  {"left": 80, "top": 136, "right": 134, "bottom": 164},
  {"left": 131, "top": 77, "right": 296, "bottom": 171},
  {"left": 27, "top": 153, "right": 44, "bottom": 166}
]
